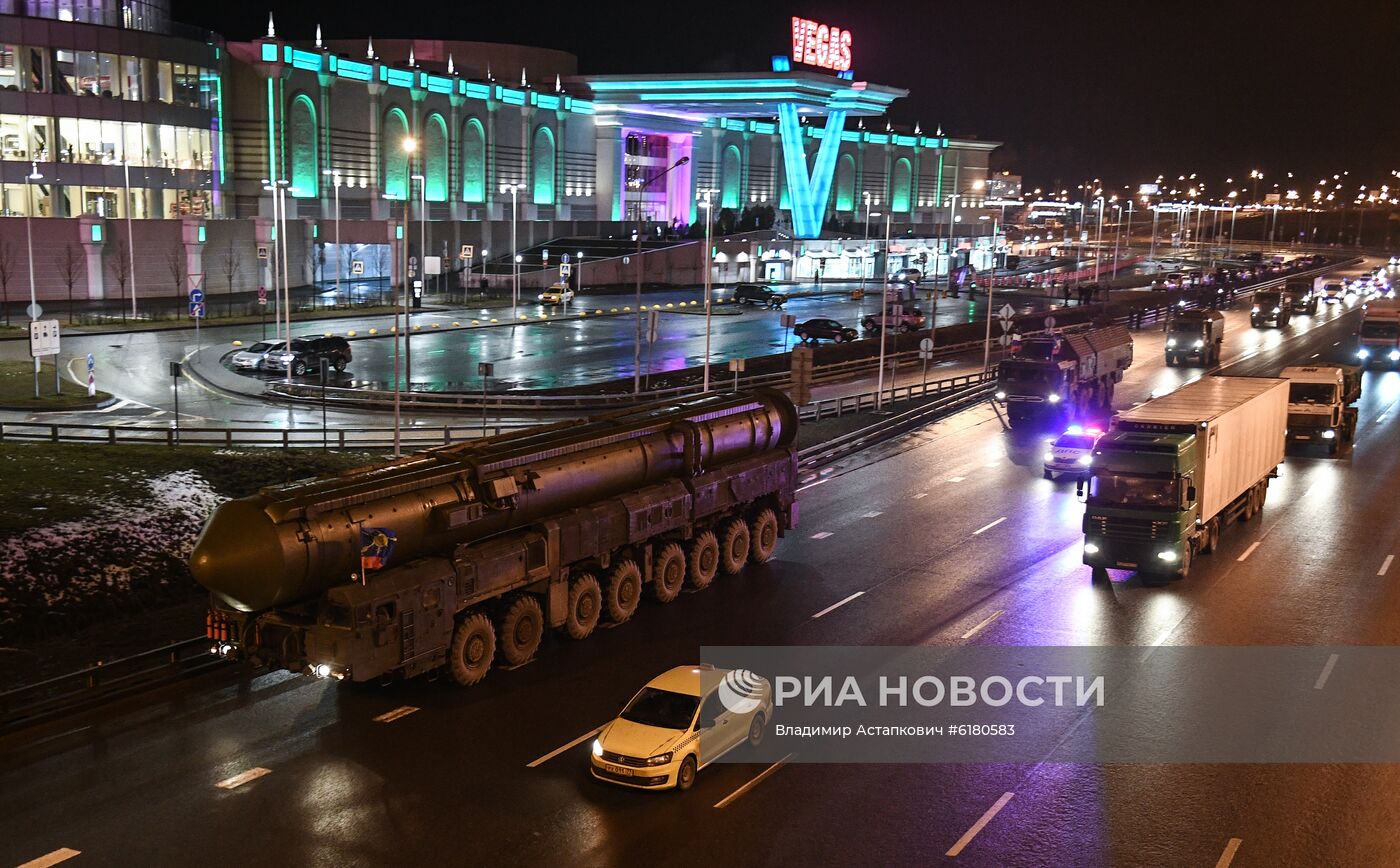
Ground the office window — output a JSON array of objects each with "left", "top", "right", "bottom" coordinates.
[
  {"left": 52, "top": 48, "right": 76, "bottom": 94},
  {"left": 0, "top": 114, "right": 29, "bottom": 159},
  {"left": 97, "top": 53, "right": 118, "bottom": 97},
  {"left": 26, "top": 46, "right": 44, "bottom": 91},
  {"left": 156, "top": 61, "right": 172, "bottom": 103},
  {"left": 120, "top": 56, "right": 141, "bottom": 101},
  {"left": 0, "top": 44, "right": 20, "bottom": 91},
  {"left": 73, "top": 50, "right": 100, "bottom": 96},
  {"left": 173, "top": 63, "right": 199, "bottom": 107},
  {"left": 57, "top": 116, "right": 76, "bottom": 161}
]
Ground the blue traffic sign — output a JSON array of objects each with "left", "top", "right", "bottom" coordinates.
[
  {"left": 189, "top": 288, "right": 205, "bottom": 303},
  {"left": 189, "top": 301, "right": 205, "bottom": 318}
]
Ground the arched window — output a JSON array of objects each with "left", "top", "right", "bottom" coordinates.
[
  {"left": 424, "top": 113, "right": 448, "bottom": 202},
  {"left": 531, "top": 125, "right": 555, "bottom": 205},
  {"left": 382, "top": 107, "right": 409, "bottom": 201},
  {"left": 461, "top": 117, "right": 485, "bottom": 203},
  {"left": 891, "top": 158, "right": 913, "bottom": 213},
  {"left": 288, "top": 94, "right": 317, "bottom": 198},
  {"left": 834, "top": 152, "right": 855, "bottom": 212},
  {"left": 720, "top": 144, "right": 741, "bottom": 209}
]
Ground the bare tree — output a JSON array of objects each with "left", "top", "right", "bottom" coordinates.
[
  {"left": 0, "top": 241, "right": 14, "bottom": 327},
  {"left": 109, "top": 238, "right": 131, "bottom": 322},
  {"left": 219, "top": 241, "right": 241, "bottom": 317},
  {"left": 54, "top": 243, "right": 83, "bottom": 322},
  {"left": 372, "top": 244, "right": 389, "bottom": 305},
  {"left": 166, "top": 247, "right": 187, "bottom": 316}
]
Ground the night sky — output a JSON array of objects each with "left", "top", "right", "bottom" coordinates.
[{"left": 173, "top": 0, "right": 1400, "bottom": 193}]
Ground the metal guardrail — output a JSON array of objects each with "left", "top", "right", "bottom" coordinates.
[
  {"left": 0, "top": 422, "right": 530, "bottom": 448},
  {"left": 0, "top": 636, "right": 224, "bottom": 734},
  {"left": 800, "top": 370, "right": 995, "bottom": 420}
]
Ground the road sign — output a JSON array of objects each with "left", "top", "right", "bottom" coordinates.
[
  {"left": 257, "top": 245, "right": 269, "bottom": 260},
  {"left": 29, "top": 320, "right": 59, "bottom": 357},
  {"left": 189, "top": 301, "right": 205, "bottom": 318},
  {"left": 257, "top": 286, "right": 268, "bottom": 306},
  {"left": 25, "top": 302, "right": 42, "bottom": 319},
  {"left": 188, "top": 288, "right": 205, "bottom": 304},
  {"left": 1044, "top": 315, "right": 1057, "bottom": 330},
  {"left": 728, "top": 359, "right": 746, "bottom": 373},
  {"left": 478, "top": 362, "right": 494, "bottom": 377},
  {"left": 919, "top": 337, "right": 934, "bottom": 352},
  {"left": 351, "top": 260, "right": 364, "bottom": 276},
  {"left": 86, "top": 352, "right": 94, "bottom": 371},
  {"left": 425, "top": 256, "right": 442, "bottom": 276},
  {"left": 780, "top": 313, "right": 797, "bottom": 328},
  {"left": 560, "top": 263, "right": 572, "bottom": 277},
  {"left": 542, "top": 249, "right": 549, "bottom": 263},
  {"left": 998, "top": 334, "right": 1012, "bottom": 346},
  {"left": 918, "top": 350, "right": 934, "bottom": 360},
  {"left": 561, "top": 253, "right": 570, "bottom": 264},
  {"left": 998, "top": 303, "right": 1015, "bottom": 320},
  {"left": 460, "top": 244, "right": 474, "bottom": 260}
]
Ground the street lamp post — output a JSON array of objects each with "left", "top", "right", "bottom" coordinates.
[
  {"left": 876, "top": 212, "right": 894, "bottom": 411},
  {"left": 700, "top": 188, "right": 716, "bottom": 392},
  {"left": 322, "top": 168, "right": 342, "bottom": 302},
  {"left": 409, "top": 173, "right": 426, "bottom": 384},
  {"left": 25, "top": 162, "right": 41, "bottom": 397},
  {"left": 501, "top": 182, "right": 520, "bottom": 319},
  {"left": 117, "top": 159, "right": 139, "bottom": 320},
  {"left": 631, "top": 155, "right": 689, "bottom": 394},
  {"left": 1092, "top": 196, "right": 1105, "bottom": 283},
  {"left": 861, "top": 191, "right": 873, "bottom": 292}
]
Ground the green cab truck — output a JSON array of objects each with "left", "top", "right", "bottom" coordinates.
[
  {"left": 1282, "top": 364, "right": 1361, "bottom": 455},
  {"left": 1081, "top": 376, "right": 1288, "bottom": 582}
]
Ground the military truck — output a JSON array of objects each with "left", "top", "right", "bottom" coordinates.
[
  {"left": 1282, "top": 364, "right": 1361, "bottom": 455},
  {"left": 1282, "top": 279, "right": 1319, "bottom": 316},
  {"left": 194, "top": 390, "right": 799, "bottom": 687},
  {"left": 1080, "top": 376, "right": 1287, "bottom": 582},
  {"left": 1250, "top": 288, "right": 1291, "bottom": 328},
  {"left": 1357, "top": 298, "right": 1400, "bottom": 366},
  {"left": 1165, "top": 309, "right": 1224, "bottom": 367},
  {"left": 994, "top": 325, "right": 1134, "bottom": 427}
]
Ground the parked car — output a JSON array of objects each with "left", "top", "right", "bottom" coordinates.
[
  {"left": 261, "top": 335, "right": 352, "bottom": 376},
  {"left": 862, "top": 304, "right": 926, "bottom": 334},
  {"left": 590, "top": 665, "right": 772, "bottom": 792},
  {"left": 732, "top": 283, "right": 787, "bottom": 308},
  {"left": 889, "top": 267, "right": 923, "bottom": 285},
  {"left": 794, "top": 318, "right": 858, "bottom": 343},
  {"left": 230, "top": 340, "right": 284, "bottom": 371},
  {"left": 538, "top": 283, "right": 575, "bottom": 305}
]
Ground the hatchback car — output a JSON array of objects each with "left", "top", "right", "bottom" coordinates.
[
  {"left": 591, "top": 665, "right": 772, "bottom": 791},
  {"left": 889, "top": 267, "right": 923, "bottom": 285},
  {"left": 230, "top": 340, "right": 284, "bottom": 371},
  {"left": 1043, "top": 425, "right": 1102, "bottom": 479},
  {"left": 538, "top": 284, "right": 575, "bottom": 305},
  {"left": 732, "top": 283, "right": 787, "bottom": 308},
  {"left": 794, "top": 318, "right": 858, "bottom": 343},
  {"left": 261, "top": 335, "right": 352, "bottom": 376}
]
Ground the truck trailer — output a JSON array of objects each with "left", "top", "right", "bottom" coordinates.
[
  {"left": 994, "top": 325, "right": 1134, "bottom": 428},
  {"left": 1282, "top": 365, "right": 1361, "bottom": 455},
  {"left": 193, "top": 389, "right": 800, "bottom": 687},
  {"left": 1081, "top": 376, "right": 1287, "bottom": 582}
]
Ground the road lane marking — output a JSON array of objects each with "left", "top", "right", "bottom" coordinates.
[
  {"left": 17, "top": 849, "right": 81, "bottom": 868},
  {"left": 374, "top": 705, "right": 419, "bottom": 723},
  {"left": 913, "top": 492, "right": 929, "bottom": 499},
  {"left": 1214, "top": 838, "right": 1243, "bottom": 868},
  {"left": 947, "top": 476, "right": 966, "bottom": 483},
  {"left": 797, "top": 478, "right": 830, "bottom": 493},
  {"left": 811, "top": 592, "right": 864, "bottom": 620},
  {"left": 946, "top": 791, "right": 1015, "bottom": 857},
  {"left": 526, "top": 725, "right": 604, "bottom": 768},
  {"left": 1237, "top": 541, "right": 1262, "bottom": 562},
  {"left": 862, "top": 511, "right": 883, "bottom": 519},
  {"left": 216, "top": 767, "right": 272, "bottom": 789},
  {"left": 1314, "top": 654, "right": 1340, "bottom": 690},
  {"left": 961, "top": 610, "right": 1005, "bottom": 640},
  {"left": 713, "top": 753, "right": 794, "bottom": 809},
  {"left": 1380, "top": 555, "right": 1394, "bottom": 576},
  {"left": 972, "top": 516, "right": 1007, "bottom": 535},
  {"left": 810, "top": 531, "right": 833, "bottom": 539}
]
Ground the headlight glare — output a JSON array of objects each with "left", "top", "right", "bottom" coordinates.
[
  {"left": 646, "top": 752, "right": 674, "bottom": 766},
  {"left": 1157, "top": 550, "right": 1178, "bottom": 563},
  {"left": 1077, "top": 454, "right": 1093, "bottom": 466},
  {"left": 1083, "top": 542, "right": 1100, "bottom": 555},
  {"left": 592, "top": 739, "right": 604, "bottom": 757},
  {"left": 1047, "top": 393, "right": 1060, "bottom": 404}
]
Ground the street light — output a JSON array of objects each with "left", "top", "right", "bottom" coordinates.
[
  {"left": 25, "top": 161, "right": 41, "bottom": 398},
  {"left": 105, "top": 156, "right": 140, "bottom": 320},
  {"left": 631, "top": 155, "right": 689, "bottom": 394},
  {"left": 322, "top": 168, "right": 342, "bottom": 302},
  {"left": 503, "top": 182, "right": 520, "bottom": 319},
  {"left": 699, "top": 188, "right": 717, "bottom": 392}
]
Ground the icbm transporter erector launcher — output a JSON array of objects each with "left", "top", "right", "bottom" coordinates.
[{"left": 192, "top": 389, "right": 800, "bottom": 686}]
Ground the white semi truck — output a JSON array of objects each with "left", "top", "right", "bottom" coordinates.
[{"left": 1081, "top": 376, "right": 1288, "bottom": 582}]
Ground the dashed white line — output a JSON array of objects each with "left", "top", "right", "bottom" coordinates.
[
  {"left": 972, "top": 516, "right": 1007, "bottom": 536},
  {"left": 946, "top": 791, "right": 1015, "bottom": 857},
  {"left": 1214, "top": 837, "right": 1243, "bottom": 868},
  {"left": 947, "top": 476, "right": 966, "bottom": 483},
  {"left": 1379, "top": 555, "right": 1394, "bottom": 576},
  {"left": 961, "top": 610, "right": 1005, "bottom": 640},
  {"left": 861, "top": 511, "right": 883, "bottom": 519},
  {"left": 796, "top": 478, "right": 831, "bottom": 493},
  {"left": 1237, "top": 541, "right": 1262, "bottom": 562},
  {"left": 1314, "top": 653, "right": 1340, "bottom": 690},
  {"left": 17, "top": 849, "right": 81, "bottom": 868},
  {"left": 374, "top": 705, "right": 419, "bottom": 723},
  {"left": 913, "top": 492, "right": 930, "bottom": 499},
  {"left": 810, "top": 531, "right": 833, "bottom": 540},
  {"left": 526, "top": 725, "right": 604, "bottom": 768},
  {"left": 713, "top": 753, "right": 794, "bottom": 809},
  {"left": 216, "top": 767, "right": 272, "bottom": 789},
  {"left": 811, "top": 591, "right": 864, "bottom": 620}
]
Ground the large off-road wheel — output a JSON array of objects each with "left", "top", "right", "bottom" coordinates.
[
  {"left": 497, "top": 594, "right": 543, "bottom": 666},
  {"left": 750, "top": 508, "right": 779, "bottom": 563},
  {"left": 604, "top": 559, "right": 642, "bottom": 623},
  {"left": 650, "top": 542, "right": 686, "bottom": 603},
  {"left": 720, "top": 518, "right": 751, "bottom": 575},
  {"left": 687, "top": 531, "right": 720, "bottom": 590},
  {"left": 448, "top": 611, "right": 495, "bottom": 686},
  {"left": 563, "top": 573, "right": 601, "bottom": 640}
]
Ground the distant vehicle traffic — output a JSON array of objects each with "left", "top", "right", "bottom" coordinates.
[
  {"left": 1250, "top": 289, "right": 1290, "bottom": 328},
  {"left": 538, "top": 284, "right": 575, "bottom": 305},
  {"left": 260, "top": 336, "right": 352, "bottom": 376},
  {"left": 1166, "top": 309, "right": 1224, "bottom": 367},
  {"left": 590, "top": 665, "right": 772, "bottom": 791},
  {"left": 732, "top": 284, "right": 787, "bottom": 308},
  {"left": 889, "top": 267, "right": 923, "bottom": 285},
  {"left": 1282, "top": 279, "right": 1318, "bottom": 315},
  {"left": 861, "top": 304, "right": 926, "bottom": 334},
  {"left": 1043, "top": 425, "right": 1102, "bottom": 480},
  {"left": 795, "top": 318, "right": 858, "bottom": 343}
]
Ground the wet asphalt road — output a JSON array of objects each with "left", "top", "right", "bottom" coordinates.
[{"left": 1, "top": 266, "right": 1395, "bottom": 867}]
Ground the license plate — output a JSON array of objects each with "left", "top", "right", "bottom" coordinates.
[
  {"left": 602, "top": 763, "right": 633, "bottom": 777},
  {"left": 1116, "top": 561, "right": 1138, "bottom": 568},
  {"left": 1295, "top": 435, "right": 1311, "bottom": 440}
]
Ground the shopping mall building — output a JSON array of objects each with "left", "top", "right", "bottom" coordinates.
[{"left": 0, "top": 2, "right": 1001, "bottom": 304}]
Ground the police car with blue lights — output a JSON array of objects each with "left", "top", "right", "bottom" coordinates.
[{"left": 1043, "top": 425, "right": 1102, "bottom": 480}]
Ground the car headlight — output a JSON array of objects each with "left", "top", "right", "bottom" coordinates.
[
  {"left": 1193, "top": 339, "right": 1204, "bottom": 348},
  {"left": 1077, "top": 454, "right": 1093, "bottom": 466},
  {"left": 995, "top": 391, "right": 1007, "bottom": 400},
  {"left": 1157, "top": 550, "right": 1178, "bottom": 563},
  {"left": 1044, "top": 451, "right": 1056, "bottom": 463},
  {"left": 592, "top": 739, "right": 604, "bottom": 757},
  {"left": 645, "top": 752, "right": 674, "bottom": 766},
  {"left": 1166, "top": 338, "right": 1177, "bottom": 347},
  {"left": 1047, "top": 393, "right": 1060, "bottom": 403},
  {"left": 1389, "top": 350, "right": 1399, "bottom": 362},
  {"left": 1358, "top": 348, "right": 1371, "bottom": 359},
  {"left": 1251, "top": 306, "right": 1260, "bottom": 313},
  {"left": 1322, "top": 429, "right": 1336, "bottom": 439},
  {"left": 313, "top": 663, "right": 332, "bottom": 678},
  {"left": 1083, "top": 542, "right": 1100, "bottom": 555},
  {"left": 1272, "top": 307, "right": 1281, "bottom": 314}
]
